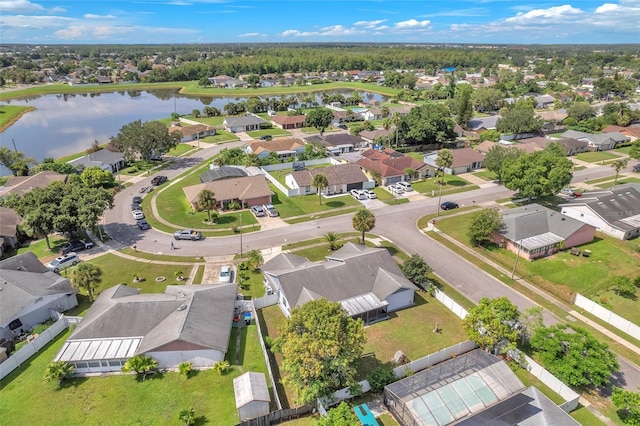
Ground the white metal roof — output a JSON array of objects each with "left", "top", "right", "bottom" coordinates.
[
  {"left": 341, "top": 293, "right": 389, "bottom": 317},
  {"left": 55, "top": 337, "right": 142, "bottom": 362}
]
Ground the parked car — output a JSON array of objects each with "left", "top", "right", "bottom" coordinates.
[
  {"left": 132, "top": 196, "right": 142, "bottom": 204},
  {"left": 151, "top": 175, "right": 168, "bottom": 186},
  {"left": 46, "top": 253, "right": 80, "bottom": 273},
  {"left": 59, "top": 239, "right": 94, "bottom": 255},
  {"left": 388, "top": 184, "right": 404, "bottom": 194},
  {"left": 131, "top": 203, "right": 142, "bottom": 211},
  {"left": 137, "top": 219, "right": 151, "bottom": 230},
  {"left": 251, "top": 205, "right": 266, "bottom": 217},
  {"left": 363, "top": 190, "right": 377, "bottom": 199},
  {"left": 397, "top": 181, "right": 413, "bottom": 192},
  {"left": 132, "top": 210, "right": 145, "bottom": 220},
  {"left": 561, "top": 188, "right": 581, "bottom": 197},
  {"left": 173, "top": 229, "right": 202, "bottom": 240},
  {"left": 259, "top": 135, "right": 273, "bottom": 141},
  {"left": 244, "top": 311, "right": 252, "bottom": 325},
  {"left": 139, "top": 186, "right": 149, "bottom": 194},
  {"left": 350, "top": 189, "right": 366, "bottom": 200},
  {"left": 440, "top": 201, "right": 459, "bottom": 210},
  {"left": 219, "top": 265, "right": 232, "bottom": 283},
  {"left": 633, "top": 164, "right": 640, "bottom": 173},
  {"left": 263, "top": 204, "right": 278, "bottom": 217}
]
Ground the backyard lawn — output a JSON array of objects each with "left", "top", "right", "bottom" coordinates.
[
  {"left": 575, "top": 151, "right": 622, "bottom": 163},
  {"left": 0, "top": 323, "right": 270, "bottom": 426}
]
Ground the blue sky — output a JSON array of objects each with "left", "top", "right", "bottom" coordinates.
[{"left": 1, "top": 0, "right": 639, "bottom": 44}]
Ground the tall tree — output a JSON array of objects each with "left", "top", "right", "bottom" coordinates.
[
  {"left": 467, "top": 208, "right": 503, "bottom": 246},
  {"left": 611, "top": 387, "right": 640, "bottom": 425},
  {"left": 531, "top": 324, "right": 619, "bottom": 388},
  {"left": 462, "top": 297, "right": 520, "bottom": 353},
  {"left": 352, "top": 208, "right": 375, "bottom": 244},
  {"left": 273, "top": 299, "right": 366, "bottom": 404},
  {"left": 496, "top": 102, "right": 542, "bottom": 139},
  {"left": 455, "top": 85, "right": 474, "bottom": 127},
  {"left": 110, "top": 119, "right": 181, "bottom": 162},
  {"left": 311, "top": 173, "right": 328, "bottom": 205},
  {"left": 304, "top": 108, "right": 334, "bottom": 135},
  {"left": 629, "top": 140, "right": 640, "bottom": 161},
  {"left": 404, "top": 104, "right": 456, "bottom": 146},
  {"left": 43, "top": 361, "right": 74, "bottom": 387},
  {"left": 611, "top": 158, "right": 629, "bottom": 186},
  {"left": 471, "top": 87, "right": 504, "bottom": 112},
  {"left": 483, "top": 146, "right": 523, "bottom": 183},
  {"left": 318, "top": 402, "right": 360, "bottom": 426},
  {"left": 392, "top": 112, "right": 402, "bottom": 148},
  {"left": 0, "top": 146, "right": 36, "bottom": 176},
  {"left": 80, "top": 166, "right": 115, "bottom": 188},
  {"left": 70, "top": 262, "right": 102, "bottom": 302},
  {"left": 436, "top": 148, "right": 453, "bottom": 216},
  {"left": 501, "top": 145, "right": 573, "bottom": 201},
  {"left": 197, "top": 189, "right": 217, "bottom": 223},
  {"left": 400, "top": 254, "right": 432, "bottom": 291}
]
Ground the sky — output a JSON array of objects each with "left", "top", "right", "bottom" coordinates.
[{"left": 1, "top": 0, "right": 639, "bottom": 45}]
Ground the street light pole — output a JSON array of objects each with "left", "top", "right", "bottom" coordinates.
[
  {"left": 239, "top": 213, "right": 243, "bottom": 257},
  {"left": 511, "top": 240, "right": 522, "bottom": 279}
]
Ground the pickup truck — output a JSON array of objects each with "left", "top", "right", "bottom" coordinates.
[{"left": 173, "top": 229, "right": 202, "bottom": 240}]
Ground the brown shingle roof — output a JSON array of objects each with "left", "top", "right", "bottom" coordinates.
[
  {"left": 357, "top": 148, "right": 426, "bottom": 178},
  {"left": 289, "top": 163, "right": 368, "bottom": 187},
  {"left": 451, "top": 148, "right": 486, "bottom": 167},
  {"left": 271, "top": 115, "right": 306, "bottom": 125},
  {"left": 183, "top": 175, "right": 272, "bottom": 205},
  {"left": 0, "top": 207, "right": 19, "bottom": 238},
  {"left": 246, "top": 138, "right": 304, "bottom": 155},
  {"left": 168, "top": 124, "right": 215, "bottom": 138},
  {"left": 1, "top": 171, "right": 67, "bottom": 197}
]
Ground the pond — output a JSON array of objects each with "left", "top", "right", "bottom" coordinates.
[{"left": 0, "top": 88, "right": 386, "bottom": 176}]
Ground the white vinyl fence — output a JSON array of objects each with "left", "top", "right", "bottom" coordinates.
[
  {"left": 432, "top": 287, "right": 468, "bottom": 320},
  {"left": 0, "top": 316, "right": 70, "bottom": 380},
  {"left": 574, "top": 293, "right": 640, "bottom": 340}
]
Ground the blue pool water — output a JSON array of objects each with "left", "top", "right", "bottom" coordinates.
[{"left": 354, "top": 403, "right": 379, "bottom": 426}]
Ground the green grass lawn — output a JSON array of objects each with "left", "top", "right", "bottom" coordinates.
[
  {"left": 406, "top": 152, "right": 424, "bottom": 160},
  {"left": 200, "top": 130, "right": 240, "bottom": 143},
  {"left": 267, "top": 164, "right": 328, "bottom": 187},
  {"left": 585, "top": 175, "right": 618, "bottom": 185},
  {"left": 411, "top": 175, "right": 473, "bottom": 196},
  {"left": 575, "top": 151, "right": 621, "bottom": 163},
  {"left": 247, "top": 128, "right": 290, "bottom": 138},
  {"left": 269, "top": 184, "right": 360, "bottom": 218},
  {"left": 119, "top": 159, "right": 166, "bottom": 175},
  {"left": 10, "top": 235, "right": 68, "bottom": 260},
  {"left": 614, "top": 146, "right": 632, "bottom": 155},
  {"left": 0, "top": 323, "right": 270, "bottom": 426},
  {"left": 573, "top": 165, "right": 587, "bottom": 171},
  {"left": 595, "top": 177, "right": 640, "bottom": 188},
  {"left": 166, "top": 143, "right": 198, "bottom": 156},
  {"left": 0, "top": 105, "right": 35, "bottom": 131},
  {"left": 472, "top": 170, "right": 498, "bottom": 181}
]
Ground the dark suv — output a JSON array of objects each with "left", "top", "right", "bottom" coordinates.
[
  {"left": 59, "top": 239, "right": 94, "bottom": 255},
  {"left": 151, "top": 175, "right": 168, "bottom": 186}
]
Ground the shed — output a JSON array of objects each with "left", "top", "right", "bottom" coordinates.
[{"left": 233, "top": 371, "right": 271, "bottom": 421}]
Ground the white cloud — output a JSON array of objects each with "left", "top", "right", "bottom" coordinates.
[
  {"left": 505, "top": 5, "right": 584, "bottom": 24},
  {"left": 394, "top": 19, "right": 431, "bottom": 29},
  {"left": 238, "top": 32, "right": 265, "bottom": 38},
  {"left": 353, "top": 19, "right": 386, "bottom": 28},
  {"left": 1, "top": 14, "right": 73, "bottom": 28},
  {"left": 0, "top": 0, "right": 64, "bottom": 13},
  {"left": 83, "top": 14, "right": 116, "bottom": 19}
]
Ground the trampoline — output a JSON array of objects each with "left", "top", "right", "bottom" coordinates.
[{"left": 355, "top": 403, "right": 379, "bottom": 426}]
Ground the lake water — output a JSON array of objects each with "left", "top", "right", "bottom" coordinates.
[{"left": 0, "top": 88, "right": 385, "bottom": 176}]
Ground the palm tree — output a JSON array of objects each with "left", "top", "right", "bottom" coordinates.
[
  {"left": 122, "top": 355, "right": 158, "bottom": 381},
  {"left": 435, "top": 149, "right": 454, "bottom": 217},
  {"left": 178, "top": 361, "right": 193, "bottom": 378},
  {"left": 311, "top": 173, "right": 329, "bottom": 205},
  {"left": 381, "top": 105, "right": 390, "bottom": 118},
  {"left": 43, "top": 361, "right": 74, "bottom": 387},
  {"left": 352, "top": 208, "right": 376, "bottom": 245},
  {"left": 324, "top": 232, "right": 340, "bottom": 251},
  {"left": 214, "top": 360, "right": 230, "bottom": 375},
  {"left": 392, "top": 112, "right": 402, "bottom": 149},
  {"left": 178, "top": 407, "right": 196, "bottom": 426},
  {"left": 404, "top": 167, "right": 416, "bottom": 180},
  {"left": 246, "top": 249, "right": 264, "bottom": 271},
  {"left": 197, "top": 189, "right": 217, "bottom": 223},
  {"left": 70, "top": 262, "right": 102, "bottom": 303},
  {"left": 244, "top": 153, "right": 260, "bottom": 168},
  {"left": 610, "top": 158, "right": 628, "bottom": 186}
]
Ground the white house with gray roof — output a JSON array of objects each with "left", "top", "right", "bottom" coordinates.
[
  {"left": 68, "top": 149, "right": 125, "bottom": 173},
  {"left": 560, "top": 184, "right": 640, "bottom": 240},
  {"left": 223, "top": 114, "right": 267, "bottom": 133},
  {"left": 561, "top": 130, "right": 629, "bottom": 151},
  {"left": 262, "top": 243, "right": 416, "bottom": 324},
  {"left": 54, "top": 283, "right": 237, "bottom": 374},
  {"left": 0, "top": 252, "right": 78, "bottom": 340}
]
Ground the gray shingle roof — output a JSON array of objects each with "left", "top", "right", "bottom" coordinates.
[
  {"left": 200, "top": 166, "right": 247, "bottom": 183},
  {"left": 288, "top": 163, "right": 368, "bottom": 187},
  {"left": 580, "top": 184, "right": 640, "bottom": 231},
  {"left": 234, "top": 372, "right": 270, "bottom": 408},
  {"left": 224, "top": 115, "right": 267, "bottom": 127}
]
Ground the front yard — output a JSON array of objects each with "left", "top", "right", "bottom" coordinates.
[
  {"left": 269, "top": 184, "right": 361, "bottom": 219},
  {"left": 575, "top": 151, "right": 622, "bottom": 163},
  {"left": 411, "top": 175, "right": 478, "bottom": 197}
]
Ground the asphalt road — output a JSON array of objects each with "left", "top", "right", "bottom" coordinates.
[{"left": 103, "top": 148, "right": 640, "bottom": 390}]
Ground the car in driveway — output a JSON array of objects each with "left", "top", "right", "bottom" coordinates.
[
  {"left": 263, "top": 204, "right": 278, "bottom": 217},
  {"left": 561, "top": 188, "right": 581, "bottom": 197},
  {"left": 251, "top": 205, "right": 266, "bottom": 217},
  {"left": 363, "top": 190, "right": 377, "bottom": 199},
  {"left": 137, "top": 219, "right": 151, "bottom": 230},
  {"left": 397, "top": 181, "right": 413, "bottom": 192},
  {"left": 219, "top": 265, "right": 232, "bottom": 283},
  {"left": 131, "top": 203, "right": 142, "bottom": 211},
  {"left": 350, "top": 189, "right": 366, "bottom": 200},
  {"left": 173, "top": 229, "right": 202, "bottom": 240},
  {"left": 440, "top": 201, "right": 459, "bottom": 210},
  {"left": 387, "top": 184, "right": 404, "bottom": 194},
  {"left": 132, "top": 210, "right": 145, "bottom": 220},
  {"left": 59, "top": 239, "right": 94, "bottom": 255},
  {"left": 151, "top": 175, "right": 168, "bottom": 186},
  {"left": 46, "top": 253, "right": 80, "bottom": 273}
]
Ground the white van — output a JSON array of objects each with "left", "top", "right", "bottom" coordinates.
[
  {"left": 350, "top": 189, "right": 366, "bottom": 200},
  {"left": 397, "top": 181, "right": 413, "bottom": 192}
]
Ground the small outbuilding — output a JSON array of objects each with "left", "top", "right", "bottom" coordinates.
[{"left": 233, "top": 371, "right": 271, "bottom": 421}]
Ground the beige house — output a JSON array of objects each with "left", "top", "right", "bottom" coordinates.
[{"left": 183, "top": 175, "right": 272, "bottom": 210}]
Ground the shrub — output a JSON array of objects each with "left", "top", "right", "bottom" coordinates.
[{"left": 367, "top": 365, "right": 396, "bottom": 392}]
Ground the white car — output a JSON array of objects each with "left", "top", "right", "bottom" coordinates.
[
  {"left": 219, "top": 265, "right": 232, "bottom": 283},
  {"left": 132, "top": 210, "right": 145, "bottom": 220},
  {"left": 46, "top": 253, "right": 80, "bottom": 273},
  {"left": 363, "top": 190, "right": 377, "bottom": 199},
  {"left": 397, "top": 181, "right": 413, "bottom": 192},
  {"left": 388, "top": 184, "right": 404, "bottom": 194},
  {"left": 350, "top": 189, "right": 366, "bottom": 200}
]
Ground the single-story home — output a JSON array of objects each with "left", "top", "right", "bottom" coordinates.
[
  {"left": 492, "top": 203, "right": 596, "bottom": 260},
  {"left": 359, "top": 128, "right": 394, "bottom": 145},
  {"left": 602, "top": 125, "right": 640, "bottom": 141},
  {"left": 0, "top": 252, "right": 78, "bottom": 341},
  {"left": 207, "top": 76, "right": 248, "bottom": 88},
  {"left": 54, "top": 283, "right": 238, "bottom": 374},
  {"left": 517, "top": 137, "right": 589, "bottom": 156},
  {"left": 321, "top": 134, "right": 368, "bottom": 154},
  {"left": 536, "top": 109, "right": 568, "bottom": 123},
  {"left": 262, "top": 243, "right": 417, "bottom": 325},
  {"left": 168, "top": 123, "right": 216, "bottom": 142},
  {"left": 223, "top": 115, "right": 267, "bottom": 133},
  {"left": 356, "top": 148, "right": 429, "bottom": 185},
  {"left": 200, "top": 166, "right": 248, "bottom": 183},
  {"left": 234, "top": 372, "right": 271, "bottom": 421},
  {"left": 285, "top": 163, "right": 371, "bottom": 196},
  {"left": 0, "top": 207, "right": 19, "bottom": 253},
  {"left": 466, "top": 116, "right": 499, "bottom": 134},
  {"left": 560, "top": 184, "right": 640, "bottom": 240},
  {"left": 424, "top": 148, "right": 485, "bottom": 175},
  {"left": 475, "top": 140, "right": 498, "bottom": 155},
  {"left": 68, "top": 149, "right": 126, "bottom": 173},
  {"left": 562, "top": 130, "right": 629, "bottom": 151},
  {"left": 183, "top": 175, "right": 272, "bottom": 210},
  {"left": 0, "top": 171, "right": 67, "bottom": 198},
  {"left": 533, "top": 94, "right": 556, "bottom": 108},
  {"left": 271, "top": 114, "right": 306, "bottom": 130},
  {"left": 245, "top": 138, "right": 306, "bottom": 160}
]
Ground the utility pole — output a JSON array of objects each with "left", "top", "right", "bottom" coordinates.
[
  {"left": 511, "top": 240, "right": 522, "bottom": 279},
  {"left": 239, "top": 213, "right": 243, "bottom": 257}
]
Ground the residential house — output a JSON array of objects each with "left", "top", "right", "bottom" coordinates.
[
  {"left": 183, "top": 175, "right": 272, "bottom": 210},
  {"left": 321, "top": 134, "right": 368, "bottom": 154},
  {"left": 0, "top": 171, "right": 67, "bottom": 198},
  {"left": 0, "top": 207, "right": 19, "bottom": 253},
  {"left": 466, "top": 116, "right": 499, "bottom": 135},
  {"left": 536, "top": 109, "right": 568, "bottom": 123},
  {"left": 270, "top": 114, "right": 307, "bottom": 130},
  {"left": 562, "top": 130, "right": 629, "bottom": 151},
  {"left": 68, "top": 149, "right": 125, "bottom": 173},
  {"left": 492, "top": 203, "right": 596, "bottom": 260},
  {"left": 517, "top": 137, "right": 588, "bottom": 156},
  {"left": 234, "top": 372, "right": 271, "bottom": 421},
  {"left": 207, "top": 75, "right": 248, "bottom": 88},
  {"left": 0, "top": 252, "right": 78, "bottom": 341},
  {"left": 200, "top": 166, "right": 248, "bottom": 183},
  {"left": 245, "top": 138, "right": 306, "bottom": 160},
  {"left": 533, "top": 94, "right": 556, "bottom": 108},
  {"left": 356, "top": 148, "right": 429, "bottom": 185},
  {"left": 54, "top": 283, "right": 238, "bottom": 374},
  {"left": 223, "top": 115, "right": 267, "bottom": 133},
  {"left": 168, "top": 123, "right": 216, "bottom": 142},
  {"left": 424, "top": 148, "right": 485, "bottom": 175},
  {"left": 359, "top": 128, "right": 394, "bottom": 145},
  {"left": 285, "top": 163, "right": 371, "bottom": 196},
  {"left": 602, "top": 125, "right": 640, "bottom": 141},
  {"left": 262, "top": 243, "right": 417, "bottom": 324},
  {"left": 360, "top": 107, "right": 383, "bottom": 121},
  {"left": 475, "top": 140, "right": 498, "bottom": 155},
  {"left": 560, "top": 184, "right": 640, "bottom": 240}
]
